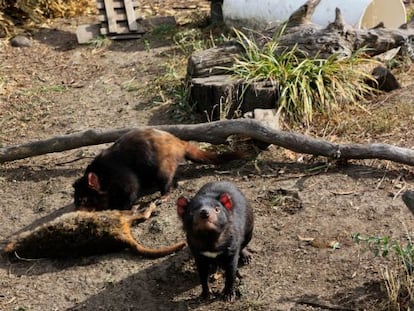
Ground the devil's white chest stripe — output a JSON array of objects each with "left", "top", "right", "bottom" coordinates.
[{"left": 200, "top": 251, "right": 222, "bottom": 258}]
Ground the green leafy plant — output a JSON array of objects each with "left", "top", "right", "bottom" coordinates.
[
  {"left": 88, "top": 35, "right": 112, "bottom": 50},
  {"left": 149, "top": 27, "right": 229, "bottom": 121},
  {"left": 353, "top": 234, "right": 392, "bottom": 257},
  {"left": 353, "top": 234, "right": 414, "bottom": 271},
  {"left": 173, "top": 28, "right": 212, "bottom": 56},
  {"left": 151, "top": 23, "right": 177, "bottom": 36},
  {"left": 169, "top": 82, "right": 199, "bottom": 122},
  {"left": 407, "top": 6, "right": 414, "bottom": 23},
  {"left": 353, "top": 233, "right": 414, "bottom": 310},
  {"left": 226, "top": 28, "right": 379, "bottom": 125}
]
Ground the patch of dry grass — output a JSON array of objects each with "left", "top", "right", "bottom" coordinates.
[
  {"left": 307, "top": 90, "right": 414, "bottom": 144},
  {"left": 381, "top": 263, "right": 414, "bottom": 311},
  {"left": 0, "top": 0, "right": 96, "bottom": 36}
]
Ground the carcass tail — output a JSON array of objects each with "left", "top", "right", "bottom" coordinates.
[
  {"left": 129, "top": 240, "right": 186, "bottom": 258},
  {"left": 184, "top": 143, "right": 247, "bottom": 165}
]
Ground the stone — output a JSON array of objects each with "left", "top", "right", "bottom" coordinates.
[
  {"left": 10, "top": 35, "right": 32, "bottom": 47},
  {"left": 76, "top": 23, "right": 101, "bottom": 44}
]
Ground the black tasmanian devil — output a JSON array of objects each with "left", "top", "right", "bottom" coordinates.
[
  {"left": 73, "top": 128, "right": 245, "bottom": 211},
  {"left": 177, "top": 181, "right": 254, "bottom": 302}
]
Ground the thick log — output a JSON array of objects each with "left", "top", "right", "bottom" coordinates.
[
  {"left": 2, "top": 119, "right": 414, "bottom": 168},
  {"left": 272, "top": 3, "right": 414, "bottom": 58},
  {"left": 278, "top": 20, "right": 414, "bottom": 59},
  {"left": 186, "top": 44, "right": 242, "bottom": 78}
]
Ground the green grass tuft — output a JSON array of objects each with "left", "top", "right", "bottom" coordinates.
[{"left": 226, "top": 28, "right": 380, "bottom": 125}]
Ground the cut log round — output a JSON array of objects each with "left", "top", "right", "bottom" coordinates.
[{"left": 190, "top": 75, "right": 278, "bottom": 119}]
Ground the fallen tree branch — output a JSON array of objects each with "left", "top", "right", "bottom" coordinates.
[{"left": 1, "top": 119, "right": 414, "bottom": 167}]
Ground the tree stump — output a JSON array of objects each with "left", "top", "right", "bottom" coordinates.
[{"left": 190, "top": 76, "right": 278, "bottom": 119}]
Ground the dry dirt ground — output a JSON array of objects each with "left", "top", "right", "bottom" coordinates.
[{"left": 1, "top": 2, "right": 414, "bottom": 311}]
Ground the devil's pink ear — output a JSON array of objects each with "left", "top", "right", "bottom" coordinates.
[
  {"left": 176, "top": 196, "right": 189, "bottom": 217},
  {"left": 87, "top": 172, "right": 101, "bottom": 191},
  {"left": 219, "top": 193, "right": 233, "bottom": 209}
]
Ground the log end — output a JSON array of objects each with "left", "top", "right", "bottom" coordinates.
[{"left": 189, "top": 76, "right": 278, "bottom": 120}]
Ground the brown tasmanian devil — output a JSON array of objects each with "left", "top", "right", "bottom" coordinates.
[{"left": 73, "top": 128, "right": 245, "bottom": 211}]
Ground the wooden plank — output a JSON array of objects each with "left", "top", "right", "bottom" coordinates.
[
  {"left": 98, "top": 12, "right": 145, "bottom": 33},
  {"left": 123, "top": 0, "right": 138, "bottom": 31},
  {"left": 97, "top": 0, "right": 144, "bottom": 36},
  {"left": 101, "top": 22, "right": 140, "bottom": 35},
  {"left": 108, "top": 33, "right": 142, "bottom": 40},
  {"left": 98, "top": 10, "right": 127, "bottom": 22},
  {"left": 97, "top": 0, "right": 122, "bottom": 9},
  {"left": 103, "top": 0, "right": 118, "bottom": 33},
  {"left": 96, "top": 0, "right": 138, "bottom": 10}
]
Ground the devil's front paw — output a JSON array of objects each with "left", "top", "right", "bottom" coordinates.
[
  {"left": 200, "top": 289, "right": 214, "bottom": 301},
  {"left": 221, "top": 288, "right": 237, "bottom": 302},
  {"left": 240, "top": 248, "right": 253, "bottom": 265}
]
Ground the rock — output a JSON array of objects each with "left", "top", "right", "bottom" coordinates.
[
  {"left": 10, "top": 35, "right": 32, "bottom": 47},
  {"left": 67, "top": 51, "right": 84, "bottom": 66},
  {"left": 243, "top": 108, "right": 280, "bottom": 130},
  {"left": 243, "top": 108, "right": 281, "bottom": 150},
  {"left": 76, "top": 23, "right": 101, "bottom": 44}
]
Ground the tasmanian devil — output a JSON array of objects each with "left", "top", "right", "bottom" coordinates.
[
  {"left": 3, "top": 203, "right": 186, "bottom": 259},
  {"left": 177, "top": 181, "right": 254, "bottom": 302},
  {"left": 73, "top": 128, "right": 245, "bottom": 211}
]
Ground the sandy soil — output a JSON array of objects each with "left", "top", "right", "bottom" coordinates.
[{"left": 1, "top": 2, "right": 414, "bottom": 311}]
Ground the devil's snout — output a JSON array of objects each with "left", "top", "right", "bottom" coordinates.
[{"left": 199, "top": 208, "right": 210, "bottom": 219}]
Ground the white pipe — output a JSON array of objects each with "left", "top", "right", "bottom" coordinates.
[{"left": 222, "top": 0, "right": 407, "bottom": 29}]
